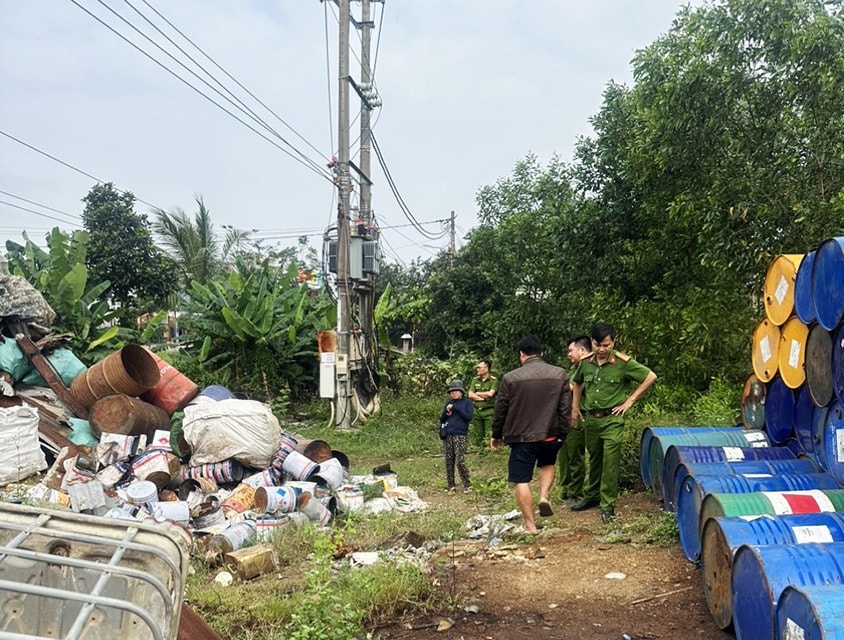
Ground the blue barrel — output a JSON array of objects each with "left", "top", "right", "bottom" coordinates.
[
  {"left": 668, "top": 456, "right": 817, "bottom": 512},
  {"left": 701, "top": 513, "right": 844, "bottom": 631},
  {"left": 795, "top": 385, "right": 815, "bottom": 453},
  {"left": 776, "top": 584, "right": 844, "bottom": 640},
  {"left": 818, "top": 401, "right": 844, "bottom": 483},
  {"left": 794, "top": 249, "right": 817, "bottom": 324},
  {"left": 733, "top": 542, "right": 844, "bottom": 640},
  {"left": 199, "top": 385, "right": 234, "bottom": 401},
  {"left": 639, "top": 426, "right": 737, "bottom": 488},
  {"left": 813, "top": 237, "right": 844, "bottom": 331},
  {"left": 677, "top": 473, "right": 839, "bottom": 562},
  {"left": 833, "top": 322, "right": 844, "bottom": 407},
  {"left": 765, "top": 376, "right": 795, "bottom": 445},
  {"left": 662, "top": 444, "right": 795, "bottom": 512},
  {"left": 648, "top": 430, "right": 771, "bottom": 499}
]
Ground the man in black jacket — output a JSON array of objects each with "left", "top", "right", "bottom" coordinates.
[{"left": 491, "top": 336, "right": 572, "bottom": 533}]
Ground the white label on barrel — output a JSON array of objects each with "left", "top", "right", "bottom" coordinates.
[
  {"left": 744, "top": 431, "right": 767, "bottom": 442},
  {"left": 837, "top": 428, "right": 844, "bottom": 462},
  {"left": 739, "top": 473, "right": 773, "bottom": 478},
  {"left": 785, "top": 617, "right": 805, "bottom": 640},
  {"left": 760, "top": 336, "right": 772, "bottom": 363},
  {"left": 722, "top": 447, "right": 746, "bottom": 461},
  {"left": 789, "top": 339, "right": 801, "bottom": 368},
  {"left": 775, "top": 274, "right": 789, "bottom": 304},
  {"left": 791, "top": 525, "right": 833, "bottom": 544}
]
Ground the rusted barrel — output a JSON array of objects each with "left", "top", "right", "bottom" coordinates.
[
  {"left": 140, "top": 348, "right": 199, "bottom": 415},
  {"left": 89, "top": 394, "right": 170, "bottom": 439},
  {"left": 70, "top": 345, "right": 160, "bottom": 409}
]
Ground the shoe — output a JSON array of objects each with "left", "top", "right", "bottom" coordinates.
[
  {"left": 445, "top": 486, "right": 456, "bottom": 493},
  {"left": 570, "top": 498, "right": 600, "bottom": 512},
  {"left": 601, "top": 509, "right": 616, "bottom": 523},
  {"left": 463, "top": 486, "right": 473, "bottom": 494},
  {"left": 538, "top": 501, "right": 554, "bottom": 517}
]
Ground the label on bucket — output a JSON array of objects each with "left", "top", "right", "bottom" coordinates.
[
  {"left": 837, "top": 428, "right": 844, "bottom": 462},
  {"left": 722, "top": 447, "right": 746, "bottom": 461},
  {"left": 775, "top": 274, "right": 789, "bottom": 304},
  {"left": 791, "top": 524, "right": 833, "bottom": 544},
  {"left": 785, "top": 617, "right": 805, "bottom": 640},
  {"left": 762, "top": 490, "right": 835, "bottom": 514},
  {"left": 789, "top": 339, "right": 801, "bottom": 368},
  {"left": 760, "top": 336, "right": 772, "bottom": 363}
]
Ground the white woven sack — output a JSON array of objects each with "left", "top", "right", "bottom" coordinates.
[
  {"left": 183, "top": 398, "right": 281, "bottom": 468},
  {"left": 0, "top": 405, "right": 47, "bottom": 486}
]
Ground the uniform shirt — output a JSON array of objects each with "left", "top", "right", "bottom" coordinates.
[
  {"left": 572, "top": 350, "right": 652, "bottom": 411},
  {"left": 468, "top": 375, "right": 498, "bottom": 414}
]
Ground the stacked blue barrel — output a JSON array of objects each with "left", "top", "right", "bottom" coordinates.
[{"left": 641, "top": 240, "right": 844, "bottom": 639}]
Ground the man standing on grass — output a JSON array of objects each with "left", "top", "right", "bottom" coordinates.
[
  {"left": 468, "top": 359, "right": 498, "bottom": 452},
  {"left": 491, "top": 336, "right": 571, "bottom": 533},
  {"left": 570, "top": 323, "right": 657, "bottom": 523},
  {"left": 558, "top": 334, "right": 592, "bottom": 503}
]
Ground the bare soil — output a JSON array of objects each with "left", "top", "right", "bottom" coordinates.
[{"left": 373, "top": 491, "right": 732, "bottom": 640}]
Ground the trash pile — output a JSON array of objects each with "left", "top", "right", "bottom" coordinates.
[{"left": 0, "top": 274, "right": 426, "bottom": 577}]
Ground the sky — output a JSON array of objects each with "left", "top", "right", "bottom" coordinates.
[{"left": 0, "top": 1, "right": 695, "bottom": 267}]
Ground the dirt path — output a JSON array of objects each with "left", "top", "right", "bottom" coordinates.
[{"left": 374, "top": 492, "right": 732, "bottom": 640}]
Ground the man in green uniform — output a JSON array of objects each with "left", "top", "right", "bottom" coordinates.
[
  {"left": 558, "top": 334, "right": 591, "bottom": 501},
  {"left": 468, "top": 360, "right": 498, "bottom": 451},
  {"left": 570, "top": 323, "right": 657, "bottom": 522}
]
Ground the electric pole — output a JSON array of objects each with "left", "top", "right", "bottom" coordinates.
[
  {"left": 335, "top": 0, "right": 353, "bottom": 430},
  {"left": 449, "top": 210, "right": 456, "bottom": 266},
  {"left": 358, "top": 0, "right": 375, "bottom": 377}
]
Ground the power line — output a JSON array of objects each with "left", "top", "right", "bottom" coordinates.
[
  {"left": 69, "top": 0, "right": 333, "bottom": 183},
  {"left": 0, "top": 190, "right": 81, "bottom": 224},
  {"left": 136, "top": 0, "right": 329, "bottom": 162},
  {"left": 0, "top": 129, "right": 160, "bottom": 210},
  {"left": 0, "top": 200, "right": 84, "bottom": 228}
]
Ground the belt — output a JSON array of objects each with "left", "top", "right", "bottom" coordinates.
[{"left": 584, "top": 409, "right": 613, "bottom": 419}]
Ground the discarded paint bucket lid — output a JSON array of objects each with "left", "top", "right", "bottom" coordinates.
[{"left": 125, "top": 480, "right": 159, "bottom": 506}]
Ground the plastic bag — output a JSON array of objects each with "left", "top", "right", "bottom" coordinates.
[
  {"left": 0, "top": 405, "right": 48, "bottom": 486},
  {"left": 439, "top": 421, "right": 447, "bottom": 440}
]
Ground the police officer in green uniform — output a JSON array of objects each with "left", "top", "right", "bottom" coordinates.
[
  {"left": 468, "top": 360, "right": 498, "bottom": 451},
  {"left": 558, "top": 334, "right": 591, "bottom": 501},
  {"left": 570, "top": 324, "right": 657, "bottom": 522}
]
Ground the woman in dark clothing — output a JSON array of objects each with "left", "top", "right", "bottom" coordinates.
[{"left": 440, "top": 379, "right": 474, "bottom": 492}]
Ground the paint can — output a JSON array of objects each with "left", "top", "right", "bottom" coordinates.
[
  {"left": 192, "top": 500, "right": 225, "bottom": 528},
  {"left": 221, "top": 483, "right": 256, "bottom": 516},
  {"left": 132, "top": 449, "right": 180, "bottom": 488},
  {"left": 282, "top": 450, "right": 318, "bottom": 480},
  {"left": 255, "top": 485, "right": 301, "bottom": 514},
  {"left": 151, "top": 500, "right": 191, "bottom": 525},
  {"left": 336, "top": 485, "right": 365, "bottom": 513},
  {"left": 125, "top": 480, "right": 159, "bottom": 507},
  {"left": 298, "top": 492, "right": 332, "bottom": 525},
  {"left": 242, "top": 470, "right": 278, "bottom": 489},
  {"left": 180, "top": 459, "right": 244, "bottom": 484},
  {"left": 312, "top": 457, "right": 346, "bottom": 490},
  {"left": 269, "top": 435, "right": 299, "bottom": 474}
]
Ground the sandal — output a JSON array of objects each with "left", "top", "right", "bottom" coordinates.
[{"left": 538, "top": 501, "right": 554, "bottom": 517}]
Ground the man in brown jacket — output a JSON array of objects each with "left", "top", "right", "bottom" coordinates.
[{"left": 491, "top": 336, "right": 572, "bottom": 533}]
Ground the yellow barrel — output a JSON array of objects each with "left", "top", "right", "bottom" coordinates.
[
  {"left": 778, "top": 316, "right": 809, "bottom": 389},
  {"left": 752, "top": 318, "right": 780, "bottom": 383},
  {"left": 763, "top": 254, "right": 803, "bottom": 325}
]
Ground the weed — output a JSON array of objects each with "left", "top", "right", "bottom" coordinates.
[{"left": 605, "top": 511, "right": 679, "bottom": 547}]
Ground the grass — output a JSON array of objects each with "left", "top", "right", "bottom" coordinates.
[{"left": 186, "top": 392, "right": 715, "bottom": 638}]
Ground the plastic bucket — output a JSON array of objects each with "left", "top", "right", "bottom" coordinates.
[
  {"left": 701, "top": 513, "right": 844, "bottom": 632},
  {"left": 140, "top": 349, "right": 199, "bottom": 415},
  {"left": 812, "top": 237, "right": 844, "bottom": 330},
  {"left": 677, "top": 473, "right": 839, "bottom": 562},
  {"left": 764, "top": 254, "right": 803, "bottom": 326},
  {"left": 732, "top": 542, "right": 844, "bottom": 640},
  {"left": 794, "top": 385, "right": 815, "bottom": 453},
  {"left": 666, "top": 454, "right": 814, "bottom": 512},
  {"left": 765, "top": 377, "right": 795, "bottom": 445},
  {"left": 752, "top": 318, "right": 781, "bottom": 383},
  {"left": 198, "top": 385, "right": 234, "bottom": 401},
  {"left": 794, "top": 249, "right": 817, "bottom": 324},
  {"left": 88, "top": 394, "right": 170, "bottom": 440},
  {"left": 806, "top": 324, "right": 834, "bottom": 407},
  {"left": 741, "top": 374, "right": 766, "bottom": 431},
  {"left": 648, "top": 430, "right": 770, "bottom": 499},
  {"left": 778, "top": 317, "right": 809, "bottom": 389},
  {"left": 776, "top": 584, "right": 844, "bottom": 640},
  {"left": 70, "top": 344, "right": 160, "bottom": 409}
]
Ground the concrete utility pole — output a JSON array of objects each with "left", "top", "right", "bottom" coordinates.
[
  {"left": 335, "top": 0, "right": 353, "bottom": 430},
  {"left": 449, "top": 210, "right": 456, "bottom": 266}
]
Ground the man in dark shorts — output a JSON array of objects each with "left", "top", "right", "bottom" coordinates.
[{"left": 491, "top": 336, "right": 572, "bottom": 533}]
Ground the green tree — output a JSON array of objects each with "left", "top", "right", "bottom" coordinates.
[{"left": 81, "top": 183, "right": 178, "bottom": 312}]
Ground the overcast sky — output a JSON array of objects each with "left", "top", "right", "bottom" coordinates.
[{"left": 1, "top": 1, "right": 694, "bottom": 266}]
